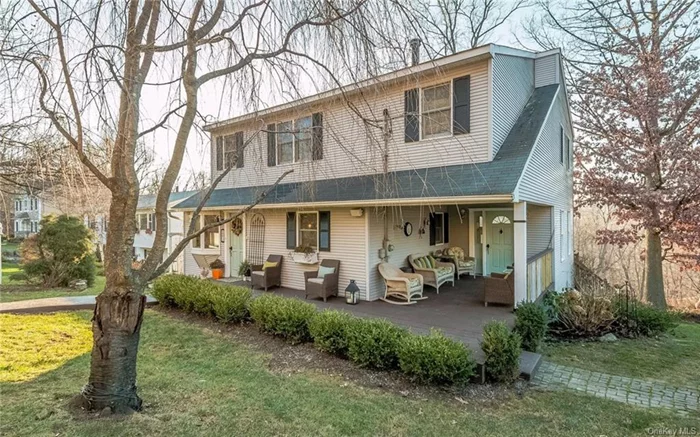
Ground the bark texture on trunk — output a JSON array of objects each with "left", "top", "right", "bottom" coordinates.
[
  {"left": 81, "top": 288, "right": 146, "bottom": 413},
  {"left": 643, "top": 229, "right": 667, "bottom": 309}
]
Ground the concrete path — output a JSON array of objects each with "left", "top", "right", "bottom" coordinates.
[
  {"left": 532, "top": 361, "right": 699, "bottom": 415},
  {"left": 0, "top": 295, "right": 158, "bottom": 314}
]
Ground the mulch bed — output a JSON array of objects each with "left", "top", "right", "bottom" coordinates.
[{"left": 152, "top": 306, "right": 519, "bottom": 408}]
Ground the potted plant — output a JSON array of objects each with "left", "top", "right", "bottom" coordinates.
[
  {"left": 238, "top": 260, "right": 252, "bottom": 281},
  {"left": 289, "top": 245, "right": 319, "bottom": 264},
  {"left": 209, "top": 259, "right": 225, "bottom": 279}
]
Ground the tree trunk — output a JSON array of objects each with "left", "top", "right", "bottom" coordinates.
[
  {"left": 643, "top": 228, "right": 667, "bottom": 309},
  {"left": 79, "top": 286, "right": 146, "bottom": 413}
]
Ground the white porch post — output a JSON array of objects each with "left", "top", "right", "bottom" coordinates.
[{"left": 513, "top": 201, "right": 528, "bottom": 307}]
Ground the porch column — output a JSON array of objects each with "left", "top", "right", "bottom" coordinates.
[{"left": 513, "top": 201, "right": 527, "bottom": 307}]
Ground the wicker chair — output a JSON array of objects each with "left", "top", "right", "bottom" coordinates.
[
  {"left": 408, "top": 253, "right": 454, "bottom": 293},
  {"left": 377, "top": 262, "right": 427, "bottom": 305},
  {"left": 251, "top": 255, "right": 283, "bottom": 291},
  {"left": 443, "top": 246, "right": 476, "bottom": 278},
  {"left": 483, "top": 271, "right": 515, "bottom": 307},
  {"left": 304, "top": 259, "right": 340, "bottom": 302}
]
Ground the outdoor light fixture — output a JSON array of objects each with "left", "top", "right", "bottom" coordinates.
[{"left": 345, "top": 280, "right": 360, "bottom": 305}]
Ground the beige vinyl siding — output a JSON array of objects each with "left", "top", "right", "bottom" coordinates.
[
  {"left": 492, "top": 55, "right": 534, "bottom": 156},
  {"left": 526, "top": 204, "right": 552, "bottom": 258},
  {"left": 211, "top": 59, "right": 490, "bottom": 191},
  {"left": 515, "top": 86, "right": 573, "bottom": 290},
  {"left": 448, "top": 206, "right": 469, "bottom": 250},
  {"left": 535, "top": 54, "right": 559, "bottom": 88}
]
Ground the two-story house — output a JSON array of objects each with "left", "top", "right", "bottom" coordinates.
[
  {"left": 13, "top": 194, "right": 62, "bottom": 238},
  {"left": 134, "top": 190, "right": 197, "bottom": 273},
  {"left": 174, "top": 44, "right": 575, "bottom": 305}
]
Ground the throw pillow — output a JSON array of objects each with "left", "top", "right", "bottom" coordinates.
[
  {"left": 317, "top": 266, "right": 335, "bottom": 278},
  {"left": 262, "top": 261, "right": 278, "bottom": 270}
]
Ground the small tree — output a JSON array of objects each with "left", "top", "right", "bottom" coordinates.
[{"left": 22, "top": 214, "right": 96, "bottom": 287}]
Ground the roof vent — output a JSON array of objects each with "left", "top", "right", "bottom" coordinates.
[{"left": 409, "top": 38, "right": 421, "bottom": 66}]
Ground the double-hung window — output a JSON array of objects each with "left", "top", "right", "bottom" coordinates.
[
  {"left": 277, "top": 121, "right": 294, "bottom": 164},
  {"left": 295, "top": 116, "right": 313, "bottom": 161},
  {"left": 139, "top": 214, "right": 148, "bottom": 231},
  {"left": 203, "top": 215, "right": 220, "bottom": 249},
  {"left": 421, "top": 83, "right": 451, "bottom": 138},
  {"left": 298, "top": 212, "right": 318, "bottom": 249},
  {"left": 224, "top": 135, "right": 237, "bottom": 168}
]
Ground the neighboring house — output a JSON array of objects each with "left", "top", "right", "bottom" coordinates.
[
  {"left": 134, "top": 191, "right": 197, "bottom": 274},
  {"left": 174, "top": 43, "right": 575, "bottom": 305},
  {"left": 13, "top": 194, "right": 61, "bottom": 238}
]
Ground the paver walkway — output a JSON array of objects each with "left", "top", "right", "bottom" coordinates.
[
  {"left": 532, "top": 361, "right": 699, "bottom": 415},
  {"left": 0, "top": 295, "right": 158, "bottom": 314}
]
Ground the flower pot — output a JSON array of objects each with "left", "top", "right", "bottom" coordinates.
[
  {"left": 289, "top": 251, "right": 319, "bottom": 264},
  {"left": 211, "top": 268, "right": 224, "bottom": 280}
]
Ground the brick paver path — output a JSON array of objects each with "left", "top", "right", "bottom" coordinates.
[{"left": 532, "top": 361, "right": 699, "bottom": 415}]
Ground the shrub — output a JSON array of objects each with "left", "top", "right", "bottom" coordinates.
[
  {"left": 8, "top": 272, "right": 29, "bottom": 282},
  {"left": 398, "top": 329, "right": 476, "bottom": 385},
  {"left": 614, "top": 299, "right": 680, "bottom": 336},
  {"left": 20, "top": 215, "right": 96, "bottom": 288},
  {"left": 551, "top": 289, "right": 616, "bottom": 337},
  {"left": 210, "top": 286, "right": 251, "bottom": 323},
  {"left": 248, "top": 294, "right": 317, "bottom": 343},
  {"left": 308, "top": 310, "right": 356, "bottom": 357},
  {"left": 346, "top": 318, "right": 407, "bottom": 370},
  {"left": 514, "top": 302, "right": 548, "bottom": 352},
  {"left": 481, "top": 321, "right": 522, "bottom": 383},
  {"left": 152, "top": 274, "right": 200, "bottom": 308}
]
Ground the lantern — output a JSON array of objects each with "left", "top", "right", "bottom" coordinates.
[{"left": 345, "top": 280, "right": 360, "bottom": 305}]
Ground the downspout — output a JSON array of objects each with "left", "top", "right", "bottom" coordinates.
[{"left": 381, "top": 108, "right": 391, "bottom": 261}]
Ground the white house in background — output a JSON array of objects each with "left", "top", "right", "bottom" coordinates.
[
  {"left": 13, "top": 194, "right": 62, "bottom": 238},
  {"left": 134, "top": 191, "right": 197, "bottom": 273},
  {"left": 173, "top": 43, "right": 575, "bottom": 306}
]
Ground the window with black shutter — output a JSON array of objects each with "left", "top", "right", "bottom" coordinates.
[
  {"left": 319, "top": 211, "right": 330, "bottom": 251},
  {"left": 235, "top": 131, "right": 244, "bottom": 168},
  {"left": 560, "top": 126, "right": 564, "bottom": 164},
  {"left": 404, "top": 88, "right": 419, "bottom": 142},
  {"left": 286, "top": 212, "right": 296, "bottom": 249},
  {"left": 312, "top": 112, "right": 323, "bottom": 160},
  {"left": 267, "top": 124, "right": 276, "bottom": 167},
  {"left": 453, "top": 75, "right": 470, "bottom": 134},
  {"left": 215, "top": 137, "right": 223, "bottom": 171}
]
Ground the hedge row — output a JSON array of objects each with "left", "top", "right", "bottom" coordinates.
[{"left": 152, "top": 275, "right": 529, "bottom": 386}]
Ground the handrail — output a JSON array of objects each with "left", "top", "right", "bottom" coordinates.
[{"left": 527, "top": 248, "right": 553, "bottom": 264}]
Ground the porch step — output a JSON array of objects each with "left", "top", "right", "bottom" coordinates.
[{"left": 519, "top": 351, "right": 543, "bottom": 380}]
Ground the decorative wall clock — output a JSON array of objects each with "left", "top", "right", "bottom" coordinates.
[{"left": 403, "top": 222, "right": 413, "bottom": 237}]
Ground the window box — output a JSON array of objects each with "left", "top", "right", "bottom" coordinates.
[{"left": 289, "top": 251, "right": 319, "bottom": 265}]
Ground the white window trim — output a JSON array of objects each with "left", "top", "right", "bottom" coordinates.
[
  {"left": 296, "top": 211, "right": 319, "bottom": 250},
  {"left": 432, "top": 211, "right": 447, "bottom": 246},
  {"left": 276, "top": 116, "right": 314, "bottom": 166},
  {"left": 419, "top": 81, "right": 453, "bottom": 141},
  {"left": 568, "top": 209, "right": 574, "bottom": 256},
  {"left": 190, "top": 213, "right": 222, "bottom": 252}
]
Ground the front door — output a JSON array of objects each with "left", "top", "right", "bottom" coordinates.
[
  {"left": 485, "top": 211, "right": 514, "bottom": 275},
  {"left": 229, "top": 217, "right": 244, "bottom": 277}
]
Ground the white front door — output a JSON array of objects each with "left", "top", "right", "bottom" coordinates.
[
  {"left": 229, "top": 217, "right": 244, "bottom": 277},
  {"left": 485, "top": 211, "right": 514, "bottom": 275}
]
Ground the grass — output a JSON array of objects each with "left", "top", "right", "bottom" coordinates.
[
  {"left": 0, "top": 310, "right": 696, "bottom": 437},
  {"left": 542, "top": 322, "right": 700, "bottom": 387},
  {"left": 0, "top": 262, "right": 105, "bottom": 303}
]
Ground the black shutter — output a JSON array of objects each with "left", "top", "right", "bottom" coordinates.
[
  {"left": 312, "top": 112, "right": 323, "bottom": 160},
  {"left": 404, "top": 88, "right": 419, "bottom": 142},
  {"left": 235, "top": 131, "right": 244, "bottom": 168},
  {"left": 319, "top": 211, "right": 331, "bottom": 251},
  {"left": 453, "top": 75, "right": 470, "bottom": 134},
  {"left": 286, "top": 212, "right": 296, "bottom": 249},
  {"left": 559, "top": 126, "right": 564, "bottom": 164},
  {"left": 215, "top": 137, "right": 223, "bottom": 171},
  {"left": 429, "top": 213, "right": 436, "bottom": 246},
  {"left": 267, "top": 124, "right": 276, "bottom": 167},
  {"left": 443, "top": 212, "right": 449, "bottom": 244}
]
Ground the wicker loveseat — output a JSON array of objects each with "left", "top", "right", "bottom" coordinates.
[
  {"left": 408, "top": 253, "right": 454, "bottom": 293},
  {"left": 483, "top": 270, "right": 515, "bottom": 307},
  {"left": 443, "top": 246, "right": 476, "bottom": 278}
]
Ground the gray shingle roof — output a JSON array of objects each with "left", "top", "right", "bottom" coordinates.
[
  {"left": 175, "top": 84, "right": 558, "bottom": 210},
  {"left": 137, "top": 190, "right": 198, "bottom": 210}
]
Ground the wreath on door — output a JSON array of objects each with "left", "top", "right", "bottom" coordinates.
[{"left": 232, "top": 218, "right": 243, "bottom": 236}]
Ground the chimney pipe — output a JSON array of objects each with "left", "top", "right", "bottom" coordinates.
[{"left": 409, "top": 38, "right": 421, "bottom": 66}]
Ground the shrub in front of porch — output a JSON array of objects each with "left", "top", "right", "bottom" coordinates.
[
  {"left": 152, "top": 274, "right": 200, "bottom": 309},
  {"left": 249, "top": 294, "right": 316, "bottom": 344},
  {"left": 398, "top": 329, "right": 476, "bottom": 385},
  {"left": 481, "top": 321, "right": 522, "bottom": 383},
  {"left": 514, "top": 302, "right": 548, "bottom": 352},
  {"left": 346, "top": 319, "right": 407, "bottom": 370},
  {"left": 308, "top": 310, "right": 357, "bottom": 357},
  {"left": 210, "top": 286, "right": 252, "bottom": 323}
]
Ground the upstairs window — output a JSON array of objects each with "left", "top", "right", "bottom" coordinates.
[
  {"left": 421, "top": 83, "right": 451, "bottom": 138},
  {"left": 295, "top": 116, "right": 313, "bottom": 161},
  {"left": 277, "top": 121, "right": 294, "bottom": 164},
  {"left": 267, "top": 113, "right": 323, "bottom": 167}
]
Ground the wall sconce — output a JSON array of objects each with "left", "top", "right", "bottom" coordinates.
[{"left": 350, "top": 208, "right": 364, "bottom": 217}]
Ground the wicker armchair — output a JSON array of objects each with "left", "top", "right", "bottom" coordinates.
[
  {"left": 377, "top": 262, "right": 427, "bottom": 305},
  {"left": 408, "top": 253, "right": 454, "bottom": 293},
  {"left": 483, "top": 271, "right": 515, "bottom": 307},
  {"left": 304, "top": 259, "right": 340, "bottom": 302},
  {"left": 251, "top": 255, "right": 283, "bottom": 291},
  {"left": 443, "top": 246, "right": 476, "bottom": 278}
]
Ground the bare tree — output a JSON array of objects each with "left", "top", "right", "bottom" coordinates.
[{"left": 1, "top": 0, "right": 387, "bottom": 413}]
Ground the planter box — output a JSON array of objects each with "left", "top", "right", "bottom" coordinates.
[{"left": 289, "top": 251, "right": 319, "bottom": 265}]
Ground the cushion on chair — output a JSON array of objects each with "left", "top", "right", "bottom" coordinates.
[
  {"left": 458, "top": 260, "right": 475, "bottom": 268},
  {"left": 308, "top": 277, "right": 324, "bottom": 284},
  {"left": 408, "top": 277, "right": 421, "bottom": 290},
  {"left": 252, "top": 271, "right": 265, "bottom": 277},
  {"left": 426, "top": 255, "right": 437, "bottom": 268},
  {"left": 317, "top": 266, "right": 335, "bottom": 278},
  {"left": 437, "top": 267, "right": 453, "bottom": 280},
  {"left": 413, "top": 257, "right": 425, "bottom": 268},
  {"left": 446, "top": 247, "right": 465, "bottom": 261},
  {"left": 263, "top": 261, "right": 278, "bottom": 270}
]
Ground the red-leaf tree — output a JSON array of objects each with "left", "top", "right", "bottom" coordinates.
[{"left": 528, "top": 0, "right": 700, "bottom": 308}]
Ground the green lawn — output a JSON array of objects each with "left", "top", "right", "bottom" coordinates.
[
  {"left": 0, "top": 262, "right": 105, "bottom": 303},
  {"left": 542, "top": 323, "right": 700, "bottom": 387},
  {"left": 0, "top": 310, "right": 695, "bottom": 437}
]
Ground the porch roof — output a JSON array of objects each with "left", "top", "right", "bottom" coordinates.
[{"left": 174, "top": 84, "right": 558, "bottom": 210}]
